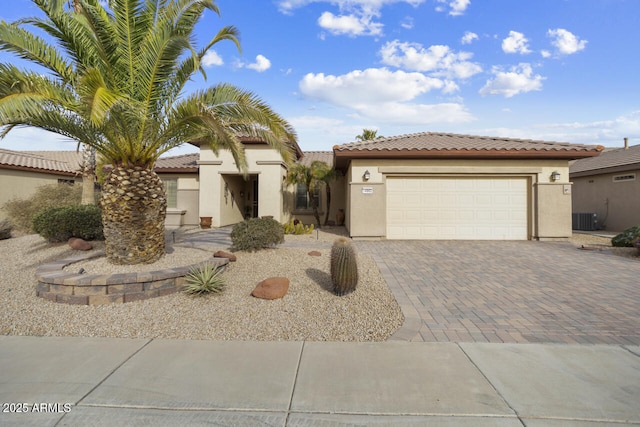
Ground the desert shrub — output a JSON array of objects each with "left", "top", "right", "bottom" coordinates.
[
  {"left": 283, "top": 219, "right": 314, "bottom": 235},
  {"left": 32, "top": 205, "right": 104, "bottom": 242},
  {"left": 2, "top": 183, "right": 82, "bottom": 232},
  {"left": 0, "top": 219, "right": 12, "bottom": 240},
  {"left": 611, "top": 225, "right": 640, "bottom": 247},
  {"left": 183, "top": 263, "right": 226, "bottom": 295},
  {"left": 633, "top": 237, "right": 640, "bottom": 256},
  {"left": 330, "top": 237, "right": 358, "bottom": 296},
  {"left": 231, "top": 217, "right": 284, "bottom": 251}
]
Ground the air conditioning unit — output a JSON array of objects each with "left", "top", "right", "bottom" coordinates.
[{"left": 572, "top": 213, "right": 598, "bottom": 231}]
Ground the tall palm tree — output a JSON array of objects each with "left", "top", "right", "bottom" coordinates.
[
  {"left": 0, "top": 0, "right": 297, "bottom": 264},
  {"left": 313, "top": 161, "right": 339, "bottom": 226},
  {"left": 70, "top": 0, "right": 97, "bottom": 206},
  {"left": 355, "top": 128, "right": 383, "bottom": 141},
  {"left": 287, "top": 162, "right": 322, "bottom": 228}
]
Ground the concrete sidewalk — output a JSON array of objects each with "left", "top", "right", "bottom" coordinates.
[{"left": 1, "top": 336, "right": 639, "bottom": 426}]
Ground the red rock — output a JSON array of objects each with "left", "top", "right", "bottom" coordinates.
[
  {"left": 251, "top": 277, "right": 289, "bottom": 300},
  {"left": 68, "top": 238, "right": 93, "bottom": 251},
  {"left": 214, "top": 250, "right": 237, "bottom": 262},
  {"left": 308, "top": 251, "right": 322, "bottom": 256}
]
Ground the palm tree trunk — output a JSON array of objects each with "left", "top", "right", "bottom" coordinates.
[
  {"left": 308, "top": 188, "right": 321, "bottom": 228},
  {"left": 80, "top": 144, "right": 96, "bottom": 205},
  {"left": 323, "top": 183, "right": 332, "bottom": 226},
  {"left": 100, "top": 165, "right": 166, "bottom": 264}
]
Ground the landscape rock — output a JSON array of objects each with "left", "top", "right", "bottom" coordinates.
[
  {"left": 308, "top": 251, "right": 322, "bottom": 256},
  {"left": 214, "top": 250, "right": 237, "bottom": 262},
  {"left": 68, "top": 238, "right": 93, "bottom": 251},
  {"left": 251, "top": 277, "right": 289, "bottom": 300}
]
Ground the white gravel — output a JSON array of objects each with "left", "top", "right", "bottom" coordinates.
[{"left": 0, "top": 233, "right": 404, "bottom": 341}]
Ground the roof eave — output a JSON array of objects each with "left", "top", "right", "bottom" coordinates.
[
  {"left": 570, "top": 163, "right": 640, "bottom": 178},
  {"left": 0, "top": 164, "right": 77, "bottom": 176}
]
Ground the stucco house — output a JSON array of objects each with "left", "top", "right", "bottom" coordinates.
[
  {"left": 0, "top": 149, "right": 82, "bottom": 221},
  {"left": 570, "top": 141, "right": 640, "bottom": 232},
  {"left": 1, "top": 132, "right": 602, "bottom": 240}
]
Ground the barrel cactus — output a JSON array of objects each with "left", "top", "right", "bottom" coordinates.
[{"left": 330, "top": 237, "right": 359, "bottom": 296}]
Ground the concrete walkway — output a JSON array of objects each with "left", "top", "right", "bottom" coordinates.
[{"left": 1, "top": 336, "right": 639, "bottom": 426}]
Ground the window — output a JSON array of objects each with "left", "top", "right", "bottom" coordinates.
[
  {"left": 163, "top": 179, "right": 178, "bottom": 208},
  {"left": 612, "top": 173, "right": 636, "bottom": 182},
  {"left": 295, "top": 185, "right": 320, "bottom": 210}
]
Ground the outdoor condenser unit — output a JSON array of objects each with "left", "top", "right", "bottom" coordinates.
[{"left": 572, "top": 213, "right": 598, "bottom": 231}]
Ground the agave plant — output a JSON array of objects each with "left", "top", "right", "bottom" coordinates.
[
  {"left": 0, "top": 0, "right": 297, "bottom": 264},
  {"left": 183, "top": 263, "right": 226, "bottom": 295}
]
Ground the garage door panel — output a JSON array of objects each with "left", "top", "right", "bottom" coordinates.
[{"left": 387, "top": 177, "right": 528, "bottom": 240}]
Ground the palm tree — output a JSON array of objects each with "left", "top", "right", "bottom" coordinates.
[
  {"left": 313, "top": 161, "right": 339, "bottom": 226},
  {"left": 287, "top": 162, "right": 322, "bottom": 228},
  {"left": 0, "top": 0, "right": 297, "bottom": 264},
  {"left": 355, "top": 128, "right": 383, "bottom": 141}
]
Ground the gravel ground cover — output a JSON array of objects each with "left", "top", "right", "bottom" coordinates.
[
  {"left": 569, "top": 232, "right": 638, "bottom": 260},
  {"left": 0, "top": 232, "right": 403, "bottom": 341}
]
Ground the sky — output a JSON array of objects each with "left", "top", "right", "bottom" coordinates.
[{"left": 0, "top": 0, "right": 639, "bottom": 156}]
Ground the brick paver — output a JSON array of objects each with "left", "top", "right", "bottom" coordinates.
[{"left": 357, "top": 240, "right": 640, "bottom": 345}]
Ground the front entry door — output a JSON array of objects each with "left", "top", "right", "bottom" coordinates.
[{"left": 252, "top": 177, "right": 259, "bottom": 218}]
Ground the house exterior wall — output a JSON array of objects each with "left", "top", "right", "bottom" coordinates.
[
  {"left": 158, "top": 173, "right": 199, "bottom": 227},
  {"left": 344, "top": 158, "right": 572, "bottom": 240},
  {"left": 0, "top": 169, "right": 80, "bottom": 221},
  {"left": 571, "top": 168, "right": 640, "bottom": 232},
  {"left": 198, "top": 146, "right": 289, "bottom": 227}
]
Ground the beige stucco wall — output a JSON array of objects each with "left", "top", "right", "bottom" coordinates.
[
  {"left": 344, "top": 158, "right": 572, "bottom": 240},
  {"left": 571, "top": 169, "right": 640, "bottom": 232},
  {"left": 0, "top": 169, "right": 80, "bottom": 221},
  {"left": 198, "top": 146, "right": 289, "bottom": 227},
  {"left": 158, "top": 173, "right": 199, "bottom": 227}
]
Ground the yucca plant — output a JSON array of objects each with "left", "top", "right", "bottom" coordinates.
[
  {"left": 330, "top": 237, "right": 358, "bottom": 296},
  {"left": 0, "top": 0, "right": 297, "bottom": 264},
  {"left": 183, "top": 263, "right": 226, "bottom": 295}
]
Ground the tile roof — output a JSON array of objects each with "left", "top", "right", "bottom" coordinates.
[
  {"left": 154, "top": 153, "right": 199, "bottom": 172},
  {"left": 333, "top": 132, "right": 603, "bottom": 171},
  {"left": 335, "top": 132, "right": 601, "bottom": 154},
  {"left": 298, "top": 151, "right": 333, "bottom": 167},
  {"left": 0, "top": 149, "right": 82, "bottom": 175},
  {"left": 570, "top": 144, "right": 640, "bottom": 176}
]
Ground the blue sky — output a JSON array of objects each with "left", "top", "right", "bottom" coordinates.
[{"left": 1, "top": 0, "right": 639, "bottom": 156}]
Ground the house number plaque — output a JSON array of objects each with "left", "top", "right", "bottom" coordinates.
[{"left": 362, "top": 187, "right": 373, "bottom": 194}]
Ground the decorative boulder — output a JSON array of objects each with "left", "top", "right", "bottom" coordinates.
[
  {"left": 214, "top": 250, "right": 237, "bottom": 262},
  {"left": 251, "top": 277, "right": 289, "bottom": 300},
  {"left": 308, "top": 251, "right": 321, "bottom": 256},
  {"left": 68, "top": 237, "right": 93, "bottom": 251}
]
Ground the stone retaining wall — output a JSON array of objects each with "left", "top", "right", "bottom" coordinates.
[{"left": 35, "top": 252, "right": 229, "bottom": 305}]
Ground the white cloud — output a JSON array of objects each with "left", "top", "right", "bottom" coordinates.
[
  {"left": 318, "top": 11, "right": 383, "bottom": 36},
  {"left": 245, "top": 55, "right": 271, "bottom": 72},
  {"left": 400, "top": 16, "right": 414, "bottom": 29},
  {"left": 298, "top": 68, "right": 474, "bottom": 125},
  {"left": 435, "top": 0, "right": 470, "bottom": 16},
  {"left": 379, "top": 40, "right": 482, "bottom": 79},
  {"left": 547, "top": 28, "right": 587, "bottom": 55},
  {"left": 461, "top": 31, "right": 478, "bottom": 45},
  {"left": 276, "top": 0, "right": 424, "bottom": 37},
  {"left": 540, "top": 50, "right": 551, "bottom": 58},
  {"left": 479, "top": 63, "right": 545, "bottom": 98},
  {"left": 202, "top": 50, "right": 223, "bottom": 67},
  {"left": 502, "top": 31, "right": 531, "bottom": 54}
]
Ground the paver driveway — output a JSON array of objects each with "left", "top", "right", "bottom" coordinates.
[{"left": 357, "top": 240, "right": 640, "bottom": 345}]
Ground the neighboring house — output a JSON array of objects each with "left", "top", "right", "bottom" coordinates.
[
  {"left": 570, "top": 142, "right": 640, "bottom": 232},
  {"left": 1, "top": 132, "right": 603, "bottom": 241},
  {"left": 0, "top": 149, "right": 82, "bottom": 221}
]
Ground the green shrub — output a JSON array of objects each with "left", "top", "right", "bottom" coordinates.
[
  {"left": 32, "top": 205, "right": 104, "bottom": 242},
  {"left": 633, "top": 237, "right": 640, "bottom": 256},
  {"left": 611, "top": 225, "right": 640, "bottom": 247},
  {"left": 231, "top": 217, "right": 284, "bottom": 251},
  {"left": 330, "top": 237, "right": 358, "bottom": 296},
  {"left": 2, "top": 183, "right": 82, "bottom": 232},
  {"left": 283, "top": 219, "right": 314, "bottom": 235},
  {"left": 183, "top": 263, "right": 226, "bottom": 295},
  {"left": 0, "top": 219, "right": 12, "bottom": 240}
]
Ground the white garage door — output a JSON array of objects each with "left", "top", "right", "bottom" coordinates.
[{"left": 387, "top": 177, "right": 528, "bottom": 240}]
